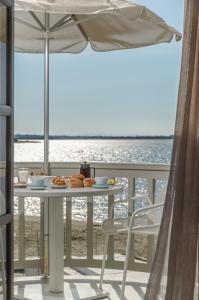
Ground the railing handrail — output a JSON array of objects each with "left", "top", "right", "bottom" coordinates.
[{"left": 13, "top": 161, "right": 170, "bottom": 170}]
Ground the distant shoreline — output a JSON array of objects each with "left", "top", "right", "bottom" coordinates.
[{"left": 14, "top": 134, "right": 174, "bottom": 142}]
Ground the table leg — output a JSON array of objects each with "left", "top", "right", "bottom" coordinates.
[
  {"left": 87, "top": 197, "right": 93, "bottom": 261},
  {"left": 49, "top": 197, "right": 64, "bottom": 293},
  {"left": 107, "top": 195, "right": 114, "bottom": 262},
  {"left": 40, "top": 197, "right": 49, "bottom": 278}
]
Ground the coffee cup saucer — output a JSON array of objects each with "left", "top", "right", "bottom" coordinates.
[
  {"left": 92, "top": 184, "right": 109, "bottom": 189},
  {"left": 28, "top": 185, "right": 46, "bottom": 190}
]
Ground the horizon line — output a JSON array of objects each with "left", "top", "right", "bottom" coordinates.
[{"left": 15, "top": 134, "right": 174, "bottom": 140}]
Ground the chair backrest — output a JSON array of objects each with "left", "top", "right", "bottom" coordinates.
[
  {"left": 129, "top": 187, "right": 167, "bottom": 235},
  {"left": 131, "top": 185, "right": 167, "bottom": 212},
  {"left": 155, "top": 184, "right": 167, "bottom": 203},
  {"left": 145, "top": 203, "right": 164, "bottom": 226},
  {"left": 129, "top": 194, "right": 151, "bottom": 215},
  {"left": 132, "top": 203, "right": 164, "bottom": 235}
]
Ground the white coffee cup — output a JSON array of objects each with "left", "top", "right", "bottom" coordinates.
[
  {"left": 30, "top": 176, "right": 54, "bottom": 187},
  {"left": 18, "top": 168, "right": 29, "bottom": 184},
  {"left": 95, "top": 177, "right": 108, "bottom": 185}
]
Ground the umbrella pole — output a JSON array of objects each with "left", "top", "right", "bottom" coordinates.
[
  {"left": 43, "top": 12, "right": 50, "bottom": 279},
  {"left": 44, "top": 15, "right": 49, "bottom": 175}
]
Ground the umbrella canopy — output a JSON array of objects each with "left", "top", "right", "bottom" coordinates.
[{"left": 15, "top": 0, "right": 181, "bottom": 53}]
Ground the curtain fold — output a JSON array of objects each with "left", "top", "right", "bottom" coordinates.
[{"left": 145, "top": 0, "right": 199, "bottom": 299}]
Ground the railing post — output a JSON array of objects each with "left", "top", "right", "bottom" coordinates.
[
  {"left": 128, "top": 177, "right": 135, "bottom": 214},
  {"left": 147, "top": 178, "right": 156, "bottom": 270},
  {"left": 148, "top": 178, "right": 156, "bottom": 204},
  {"left": 18, "top": 197, "right": 25, "bottom": 268},
  {"left": 128, "top": 178, "right": 136, "bottom": 268},
  {"left": 107, "top": 195, "right": 114, "bottom": 264},
  {"left": 65, "top": 198, "right": 72, "bottom": 261}
]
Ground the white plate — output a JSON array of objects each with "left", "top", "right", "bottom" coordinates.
[
  {"left": 51, "top": 184, "right": 67, "bottom": 189},
  {"left": 14, "top": 183, "right": 27, "bottom": 188}
]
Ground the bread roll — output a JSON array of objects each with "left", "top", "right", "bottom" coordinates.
[
  {"left": 84, "top": 178, "right": 96, "bottom": 187},
  {"left": 71, "top": 174, "right": 85, "bottom": 180},
  {"left": 71, "top": 178, "right": 84, "bottom": 188}
]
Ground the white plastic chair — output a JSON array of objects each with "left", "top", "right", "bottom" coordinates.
[{"left": 99, "top": 194, "right": 164, "bottom": 300}]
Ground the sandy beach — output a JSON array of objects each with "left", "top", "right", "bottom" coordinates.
[{"left": 14, "top": 215, "right": 148, "bottom": 262}]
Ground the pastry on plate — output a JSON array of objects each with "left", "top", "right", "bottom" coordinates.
[
  {"left": 30, "top": 171, "right": 47, "bottom": 176},
  {"left": 52, "top": 176, "right": 65, "bottom": 186}
]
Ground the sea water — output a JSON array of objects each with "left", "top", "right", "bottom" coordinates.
[{"left": 15, "top": 139, "right": 172, "bottom": 164}]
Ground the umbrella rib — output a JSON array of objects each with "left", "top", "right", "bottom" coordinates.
[
  {"left": 15, "top": 17, "right": 42, "bottom": 32},
  {"left": 29, "top": 11, "right": 45, "bottom": 31},
  {"left": 49, "top": 15, "right": 72, "bottom": 32},
  {"left": 71, "top": 15, "right": 88, "bottom": 41},
  {"left": 52, "top": 15, "right": 95, "bottom": 32}
]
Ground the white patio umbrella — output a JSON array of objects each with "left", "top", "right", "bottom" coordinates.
[{"left": 15, "top": 0, "right": 181, "bottom": 173}]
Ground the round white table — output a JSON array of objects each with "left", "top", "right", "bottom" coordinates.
[{"left": 14, "top": 185, "right": 123, "bottom": 294}]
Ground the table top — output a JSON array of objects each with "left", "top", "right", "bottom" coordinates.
[{"left": 14, "top": 185, "right": 123, "bottom": 198}]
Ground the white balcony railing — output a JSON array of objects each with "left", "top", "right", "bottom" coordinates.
[{"left": 13, "top": 162, "right": 170, "bottom": 273}]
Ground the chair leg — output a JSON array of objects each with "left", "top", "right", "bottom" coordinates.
[
  {"left": 99, "top": 234, "right": 109, "bottom": 290},
  {"left": 121, "top": 230, "right": 132, "bottom": 300},
  {"left": 0, "top": 228, "right": 6, "bottom": 300}
]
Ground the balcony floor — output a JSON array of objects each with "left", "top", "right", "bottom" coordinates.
[{"left": 14, "top": 268, "right": 149, "bottom": 300}]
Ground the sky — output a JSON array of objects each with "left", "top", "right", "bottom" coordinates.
[{"left": 14, "top": 0, "right": 184, "bottom": 136}]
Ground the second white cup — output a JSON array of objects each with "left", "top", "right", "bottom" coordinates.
[{"left": 95, "top": 177, "right": 108, "bottom": 185}]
